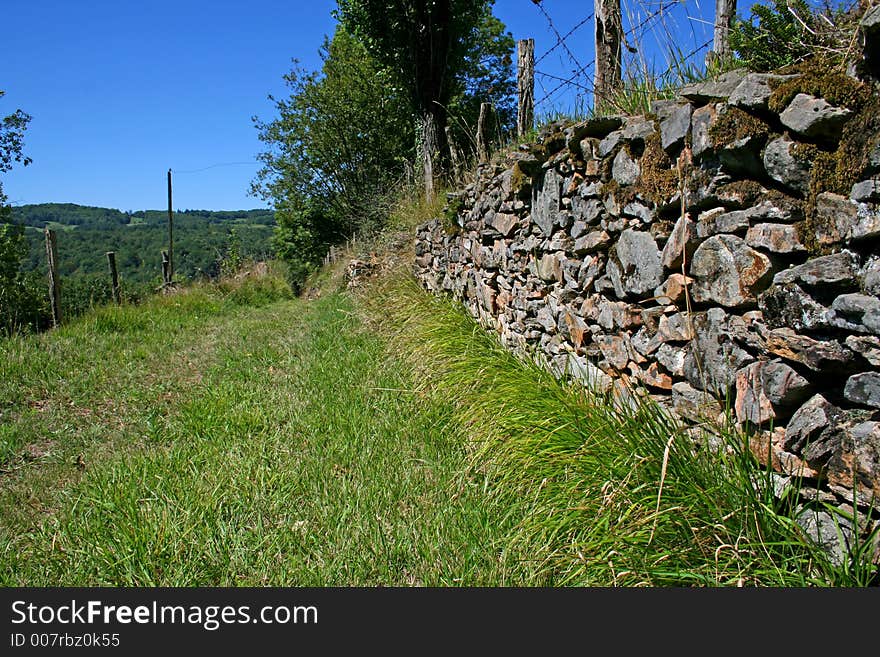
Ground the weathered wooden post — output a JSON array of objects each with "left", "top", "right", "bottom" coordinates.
[
  {"left": 477, "top": 102, "right": 492, "bottom": 164},
  {"left": 594, "top": 0, "right": 623, "bottom": 112},
  {"left": 167, "top": 168, "right": 174, "bottom": 284},
  {"left": 161, "top": 250, "right": 170, "bottom": 285},
  {"left": 517, "top": 39, "right": 535, "bottom": 139},
  {"left": 707, "top": 0, "right": 737, "bottom": 68},
  {"left": 445, "top": 126, "right": 462, "bottom": 179},
  {"left": 44, "top": 227, "right": 61, "bottom": 327},
  {"left": 106, "top": 251, "right": 120, "bottom": 305}
]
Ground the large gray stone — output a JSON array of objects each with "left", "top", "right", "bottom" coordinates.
[
  {"left": 656, "top": 343, "right": 687, "bottom": 377},
  {"left": 802, "top": 414, "right": 880, "bottom": 508},
  {"left": 784, "top": 394, "right": 843, "bottom": 453},
  {"left": 672, "top": 381, "right": 721, "bottom": 423},
  {"left": 598, "top": 130, "right": 624, "bottom": 157},
  {"left": 532, "top": 168, "right": 562, "bottom": 236},
  {"left": 852, "top": 202, "right": 880, "bottom": 241},
  {"left": 488, "top": 212, "right": 518, "bottom": 237},
  {"left": 660, "top": 103, "right": 692, "bottom": 153},
  {"left": 846, "top": 335, "right": 880, "bottom": 367},
  {"left": 622, "top": 116, "right": 656, "bottom": 142},
  {"left": 780, "top": 93, "right": 852, "bottom": 140},
  {"left": 813, "top": 192, "right": 880, "bottom": 245},
  {"left": 831, "top": 293, "right": 880, "bottom": 334},
  {"left": 571, "top": 196, "right": 604, "bottom": 225},
  {"left": 758, "top": 283, "right": 832, "bottom": 331},
  {"left": 690, "top": 104, "right": 717, "bottom": 159},
  {"left": 606, "top": 229, "right": 663, "bottom": 298},
  {"left": 595, "top": 334, "right": 634, "bottom": 371},
  {"left": 734, "top": 359, "right": 812, "bottom": 426},
  {"left": 773, "top": 251, "right": 859, "bottom": 289},
  {"left": 696, "top": 207, "right": 750, "bottom": 238},
  {"left": 573, "top": 230, "right": 611, "bottom": 255},
  {"left": 612, "top": 148, "right": 640, "bottom": 186},
  {"left": 679, "top": 69, "right": 748, "bottom": 104},
  {"left": 683, "top": 308, "right": 755, "bottom": 396},
  {"left": 690, "top": 234, "right": 773, "bottom": 308},
  {"left": 844, "top": 372, "right": 880, "bottom": 408},
  {"left": 860, "top": 256, "right": 880, "bottom": 297},
  {"left": 763, "top": 137, "right": 811, "bottom": 196},
  {"left": 745, "top": 223, "right": 807, "bottom": 253},
  {"left": 661, "top": 214, "right": 699, "bottom": 270},
  {"left": 795, "top": 507, "right": 856, "bottom": 568},
  {"left": 851, "top": 180, "right": 880, "bottom": 203},
  {"left": 728, "top": 72, "right": 797, "bottom": 111},
  {"left": 765, "top": 328, "right": 856, "bottom": 372}
]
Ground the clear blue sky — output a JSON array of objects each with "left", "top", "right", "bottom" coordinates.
[{"left": 2, "top": 0, "right": 723, "bottom": 212}]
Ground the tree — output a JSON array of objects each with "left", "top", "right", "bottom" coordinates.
[
  {"left": 252, "top": 27, "right": 413, "bottom": 291},
  {"left": 0, "top": 90, "right": 34, "bottom": 334},
  {"left": 335, "top": 0, "right": 512, "bottom": 201}
]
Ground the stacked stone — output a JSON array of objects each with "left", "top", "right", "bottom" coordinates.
[{"left": 414, "top": 63, "right": 880, "bottom": 555}]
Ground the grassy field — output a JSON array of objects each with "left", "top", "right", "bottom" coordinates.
[
  {"left": 0, "top": 263, "right": 876, "bottom": 586},
  {"left": 0, "top": 269, "right": 539, "bottom": 585}
]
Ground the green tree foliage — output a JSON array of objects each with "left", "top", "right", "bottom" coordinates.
[
  {"left": 0, "top": 90, "right": 37, "bottom": 334},
  {"left": 14, "top": 205, "right": 274, "bottom": 284},
  {"left": 252, "top": 27, "right": 414, "bottom": 292},
  {"left": 729, "top": 0, "right": 860, "bottom": 72},
  {"left": 335, "top": 0, "right": 513, "bottom": 190},
  {"left": 446, "top": 10, "right": 515, "bottom": 154}
]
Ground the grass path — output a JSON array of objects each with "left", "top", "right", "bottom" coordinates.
[{"left": 0, "top": 284, "right": 536, "bottom": 586}]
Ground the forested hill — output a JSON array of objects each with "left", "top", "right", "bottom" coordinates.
[{"left": 12, "top": 203, "right": 275, "bottom": 283}]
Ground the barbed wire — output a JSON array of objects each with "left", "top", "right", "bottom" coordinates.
[{"left": 529, "top": 1, "right": 716, "bottom": 112}]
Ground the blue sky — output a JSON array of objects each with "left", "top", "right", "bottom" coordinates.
[{"left": 1, "top": 0, "right": 724, "bottom": 212}]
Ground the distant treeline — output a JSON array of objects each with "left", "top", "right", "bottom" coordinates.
[{"left": 13, "top": 203, "right": 276, "bottom": 284}]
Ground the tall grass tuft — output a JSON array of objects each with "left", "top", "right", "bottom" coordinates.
[{"left": 359, "top": 268, "right": 878, "bottom": 586}]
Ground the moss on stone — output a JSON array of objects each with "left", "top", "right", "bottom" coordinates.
[
  {"left": 716, "top": 179, "right": 767, "bottom": 206},
  {"left": 441, "top": 197, "right": 464, "bottom": 235},
  {"left": 708, "top": 107, "right": 771, "bottom": 146},
  {"left": 510, "top": 161, "right": 533, "bottom": 200},
  {"left": 637, "top": 132, "right": 680, "bottom": 207},
  {"left": 767, "top": 60, "right": 871, "bottom": 115}
]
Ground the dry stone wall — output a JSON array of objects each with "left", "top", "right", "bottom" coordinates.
[{"left": 414, "top": 59, "right": 880, "bottom": 555}]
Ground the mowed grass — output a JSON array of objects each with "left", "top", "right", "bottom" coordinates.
[{"left": 0, "top": 273, "right": 536, "bottom": 586}]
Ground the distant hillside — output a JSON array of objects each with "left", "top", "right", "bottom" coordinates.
[{"left": 12, "top": 203, "right": 276, "bottom": 284}]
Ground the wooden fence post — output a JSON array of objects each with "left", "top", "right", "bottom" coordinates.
[
  {"left": 707, "top": 0, "right": 736, "bottom": 68},
  {"left": 517, "top": 39, "right": 535, "bottom": 139},
  {"left": 594, "top": 0, "right": 623, "bottom": 112},
  {"left": 445, "top": 126, "right": 462, "bottom": 179},
  {"left": 477, "top": 102, "right": 492, "bottom": 164},
  {"left": 44, "top": 227, "right": 61, "bottom": 327},
  {"left": 106, "top": 251, "right": 121, "bottom": 305},
  {"left": 167, "top": 169, "right": 174, "bottom": 284}
]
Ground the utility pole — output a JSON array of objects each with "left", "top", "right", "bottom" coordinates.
[
  {"left": 517, "top": 39, "right": 535, "bottom": 139},
  {"left": 167, "top": 168, "right": 174, "bottom": 285}
]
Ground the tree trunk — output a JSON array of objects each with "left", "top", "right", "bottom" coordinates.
[
  {"left": 594, "top": 0, "right": 622, "bottom": 112},
  {"left": 707, "top": 0, "right": 736, "bottom": 68},
  {"left": 517, "top": 39, "right": 535, "bottom": 139}
]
